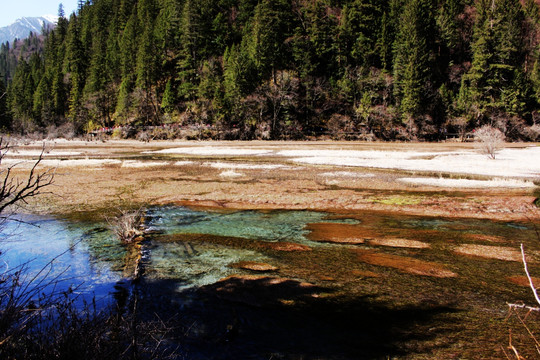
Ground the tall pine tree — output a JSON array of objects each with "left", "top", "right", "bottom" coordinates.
[
  {"left": 459, "top": 0, "right": 528, "bottom": 122},
  {"left": 393, "top": 0, "right": 435, "bottom": 129},
  {"left": 0, "top": 78, "right": 10, "bottom": 129}
]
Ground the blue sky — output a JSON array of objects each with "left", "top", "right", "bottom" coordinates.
[{"left": 0, "top": 1, "right": 77, "bottom": 27}]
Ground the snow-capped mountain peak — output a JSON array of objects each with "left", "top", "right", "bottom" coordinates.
[
  {"left": 0, "top": 16, "right": 57, "bottom": 45},
  {"left": 42, "top": 15, "right": 59, "bottom": 24}
]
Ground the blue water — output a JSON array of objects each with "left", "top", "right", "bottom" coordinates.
[
  {"left": 0, "top": 214, "right": 123, "bottom": 307},
  {"left": 0, "top": 208, "right": 358, "bottom": 298},
  {"left": 0, "top": 207, "right": 534, "bottom": 306}
]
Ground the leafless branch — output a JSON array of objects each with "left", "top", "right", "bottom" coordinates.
[
  {"left": 0, "top": 141, "right": 54, "bottom": 216},
  {"left": 507, "top": 302, "right": 540, "bottom": 312},
  {"left": 474, "top": 125, "right": 505, "bottom": 159},
  {"left": 520, "top": 243, "right": 540, "bottom": 306}
]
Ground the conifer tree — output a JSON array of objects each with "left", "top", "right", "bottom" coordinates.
[
  {"left": 379, "top": 0, "right": 402, "bottom": 71},
  {"left": 0, "top": 78, "right": 10, "bottom": 129},
  {"left": 459, "top": 0, "right": 528, "bottom": 121},
  {"left": 116, "top": 9, "right": 138, "bottom": 119},
  {"left": 155, "top": 0, "right": 180, "bottom": 72},
  {"left": 222, "top": 41, "right": 256, "bottom": 127},
  {"left": 247, "top": 0, "right": 292, "bottom": 82},
  {"left": 339, "top": 0, "right": 383, "bottom": 69},
  {"left": 177, "top": 0, "right": 200, "bottom": 101},
  {"left": 52, "top": 6, "right": 68, "bottom": 118},
  {"left": 66, "top": 14, "right": 87, "bottom": 122},
  {"left": 437, "top": 0, "right": 465, "bottom": 58},
  {"left": 9, "top": 58, "right": 37, "bottom": 127},
  {"left": 223, "top": 41, "right": 255, "bottom": 101},
  {"left": 393, "top": 0, "right": 435, "bottom": 125},
  {"left": 198, "top": 59, "right": 221, "bottom": 101},
  {"left": 135, "top": 0, "right": 158, "bottom": 89},
  {"left": 161, "top": 79, "right": 176, "bottom": 113}
]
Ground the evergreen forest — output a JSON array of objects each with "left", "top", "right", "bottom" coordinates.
[{"left": 1, "top": 0, "right": 540, "bottom": 141}]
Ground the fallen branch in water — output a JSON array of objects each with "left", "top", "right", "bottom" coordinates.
[{"left": 107, "top": 208, "right": 145, "bottom": 244}]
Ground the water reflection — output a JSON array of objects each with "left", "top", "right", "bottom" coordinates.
[{"left": 0, "top": 214, "right": 123, "bottom": 307}]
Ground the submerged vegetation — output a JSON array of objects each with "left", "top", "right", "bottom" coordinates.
[{"left": 1, "top": 0, "right": 540, "bottom": 140}]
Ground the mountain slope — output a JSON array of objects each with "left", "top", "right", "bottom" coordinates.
[{"left": 0, "top": 16, "right": 57, "bottom": 45}]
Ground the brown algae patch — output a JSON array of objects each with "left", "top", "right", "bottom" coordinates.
[
  {"left": 353, "top": 249, "right": 457, "bottom": 278},
  {"left": 207, "top": 275, "right": 320, "bottom": 306},
  {"left": 506, "top": 275, "right": 540, "bottom": 287},
  {"left": 305, "top": 223, "right": 368, "bottom": 244},
  {"left": 368, "top": 238, "right": 430, "bottom": 249},
  {"left": 267, "top": 242, "right": 312, "bottom": 252},
  {"left": 216, "top": 275, "right": 316, "bottom": 290},
  {"left": 351, "top": 269, "right": 383, "bottom": 278},
  {"left": 462, "top": 234, "right": 506, "bottom": 243},
  {"left": 453, "top": 244, "right": 522, "bottom": 261},
  {"left": 230, "top": 261, "right": 279, "bottom": 272}
]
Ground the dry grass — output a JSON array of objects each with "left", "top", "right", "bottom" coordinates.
[
  {"left": 506, "top": 275, "right": 540, "bottom": 287},
  {"left": 266, "top": 242, "right": 312, "bottom": 252}
]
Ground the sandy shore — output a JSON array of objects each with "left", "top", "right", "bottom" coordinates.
[{"left": 5, "top": 139, "right": 539, "bottom": 222}]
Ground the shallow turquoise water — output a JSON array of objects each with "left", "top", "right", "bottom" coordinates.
[
  {"left": 1, "top": 207, "right": 535, "bottom": 305},
  {"left": 146, "top": 206, "right": 359, "bottom": 243},
  {"left": 0, "top": 208, "right": 359, "bottom": 297},
  {"left": 148, "top": 207, "right": 323, "bottom": 242},
  {"left": 144, "top": 206, "right": 361, "bottom": 288}
]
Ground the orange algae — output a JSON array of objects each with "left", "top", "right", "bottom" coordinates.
[
  {"left": 453, "top": 244, "right": 522, "bottom": 262},
  {"left": 305, "top": 223, "right": 369, "bottom": 244},
  {"left": 354, "top": 249, "right": 457, "bottom": 278},
  {"left": 368, "top": 238, "right": 430, "bottom": 249},
  {"left": 230, "top": 261, "right": 279, "bottom": 272}
]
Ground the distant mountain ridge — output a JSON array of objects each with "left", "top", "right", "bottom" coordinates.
[{"left": 0, "top": 16, "right": 57, "bottom": 45}]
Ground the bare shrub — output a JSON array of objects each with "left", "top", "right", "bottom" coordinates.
[
  {"left": 327, "top": 114, "right": 355, "bottom": 140},
  {"left": 46, "top": 122, "right": 77, "bottom": 140},
  {"left": 108, "top": 208, "right": 145, "bottom": 244},
  {"left": 523, "top": 124, "right": 540, "bottom": 141},
  {"left": 254, "top": 122, "right": 271, "bottom": 140},
  {"left": 150, "top": 127, "right": 181, "bottom": 140},
  {"left": 136, "top": 131, "right": 151, "bottom": 142},
  {"left": 445, "top": 117, "right": 469, "bottom": 142},
  {"left": 474, "top": 125, "right": 505, "bottom": 159}
]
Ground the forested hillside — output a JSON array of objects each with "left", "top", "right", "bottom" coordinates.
[{"left": 1, "top": 0, "right": 540, "bottom": 141}]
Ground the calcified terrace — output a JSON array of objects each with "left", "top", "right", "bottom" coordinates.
[{"left": 3, "top": 139, "right": 538, "bottom": 222}]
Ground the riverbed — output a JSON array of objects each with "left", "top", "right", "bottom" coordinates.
[{"left": 2, "top": 139, "right": 540, "bottom": 359}]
